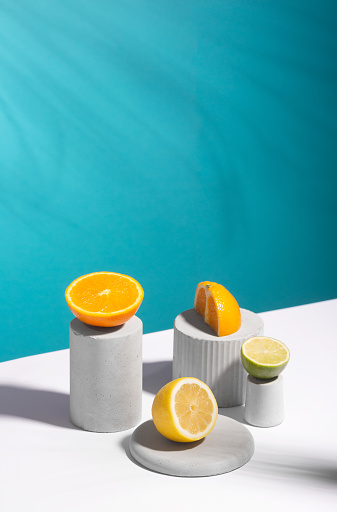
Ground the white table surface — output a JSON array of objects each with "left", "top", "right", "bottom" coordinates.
[{"left": 1, "top": 300, "right": 337, "bottom": 511}]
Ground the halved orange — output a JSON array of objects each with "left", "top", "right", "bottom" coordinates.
[
  {"left": 65, "top": 272, "right": 144, "bottom": 327},
  {"left": 194, "top": 281, "right": 241, "bottom": 337}
]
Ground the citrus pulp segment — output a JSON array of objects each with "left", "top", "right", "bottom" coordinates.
[
  {"left": 194, "top": 281, "right": 241, "bottom": 336},
  {"left": 194, "top": 281, "right": 215, "bottom": 317},
  {"left": 241, "top": 336, "right": 290, "bottom": 379},
  {"left": 152, "top": 377, "right": 218, "bottom": 443},
  {"left": 65, "top": 272, "right": 144, "bottom": 327}
]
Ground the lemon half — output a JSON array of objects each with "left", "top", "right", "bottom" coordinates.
[{"left": 152, "top": 377, "right": 218, "bottom": 443}]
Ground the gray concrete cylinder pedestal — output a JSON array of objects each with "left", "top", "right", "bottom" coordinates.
[
  {"left": 244, "top": 375, "right": 285, "bottom": 427},
  {"left": 70, "top": 316, "right": 142, "bottom": 433}
]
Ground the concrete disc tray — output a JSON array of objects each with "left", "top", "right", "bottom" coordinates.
[{"left": 129, "top": 415, "right": 254, "bottom": 477}]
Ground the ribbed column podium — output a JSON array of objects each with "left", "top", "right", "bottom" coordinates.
[
  {"left": 173, "top": 308, "right": 264, "bottom": 408},
  {"left": 70, "top": 316, "right": 142, "bottom": 432}
]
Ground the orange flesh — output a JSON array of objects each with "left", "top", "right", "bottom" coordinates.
[
  {"left": 206, "top": 295, "right": 218, "bottom": 335},
  {"left": 69, "top": 273, "right": 139, "bottom": 313},
  {"left": 65, "top": 272, "right": 144, "bottom": 327},
  {"left": 195, "top": 287, "right": 206, "bottom": 316}
]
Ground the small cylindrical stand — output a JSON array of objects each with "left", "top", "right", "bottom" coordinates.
[
  {"left": 244, "top": 374, "right": 284, "bottom": 427},
  {"left": 70, "top": 316, "right": 142, "bottom": 433}
]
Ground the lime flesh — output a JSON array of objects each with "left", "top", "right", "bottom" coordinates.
[{"left": 241, "top": 336, "right": 290, "bottom": 379}]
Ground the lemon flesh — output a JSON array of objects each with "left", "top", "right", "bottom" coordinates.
[
  {"left": 152, "top": 377, "right": 218, "bottom": 443},
  {"left": 241, "top": 336, "right": 290, "bottom": 380}
]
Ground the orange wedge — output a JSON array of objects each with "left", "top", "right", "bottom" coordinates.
[
  {"left": 194, "top": 281, "right": 241, "bottom": 336},
  {"left": 65, "top": 272, "right": 144, "bottom": 327}
]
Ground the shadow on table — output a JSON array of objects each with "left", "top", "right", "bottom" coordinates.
[
  {"left": 218, "top": 405, "right": 247, "bottom": 424},
  {"left": 0, "top": 385, "right": 77, "bottom": 429},
  {"left": 143, "top": 360, "right": 173, "bottom": 394},
  {"left": 120, "top": 435, "right": 160, "bottom": 475},
  {"left": 120, "top": 420, "right": 203, "bottom": 477},
  {"left": 245, "top": 449, "right": 337, "bottom": 488}
]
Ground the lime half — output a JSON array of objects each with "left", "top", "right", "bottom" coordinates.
[{"left": 241, "top": 336, "right": 290, "bottom": 379}]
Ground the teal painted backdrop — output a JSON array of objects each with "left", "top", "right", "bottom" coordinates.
[{"left": 1, "top": 0, "right": 336, "bottom": 361}]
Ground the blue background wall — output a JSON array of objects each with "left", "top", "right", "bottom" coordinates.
[{"left": 1, "top": 0, "right": 336, "bottom": 362}]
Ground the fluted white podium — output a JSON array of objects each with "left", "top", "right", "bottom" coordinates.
[{"left": 172, "top": 308, "right": 264, "bottom": 407}]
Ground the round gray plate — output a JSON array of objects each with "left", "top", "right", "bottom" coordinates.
[{"left": 129, "top": 415, "right": 254, "bottom": 477}]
